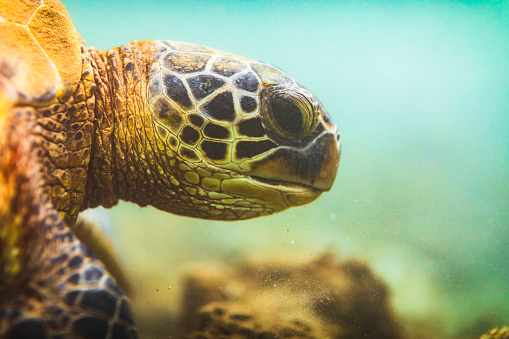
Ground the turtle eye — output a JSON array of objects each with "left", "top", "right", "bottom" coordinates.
[
  {"left": 270, "top": 97, "right": 303, "bottom": 137},
  {"left": 263, "top": 87, "right": 317, "bottom": 139}
]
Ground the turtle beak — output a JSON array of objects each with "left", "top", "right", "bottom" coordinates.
[
  {"left": 311, "top": 130, "right": 341, "bottom": 191},
  {"left": 247, "top": 129, "right": 341, "bottom": 193}
]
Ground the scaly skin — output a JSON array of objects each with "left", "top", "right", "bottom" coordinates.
[
  {"left": 0, "top": 117, "right": 136, "bottom": 338},
  {"left": 84, "top": 41, "right": 161, "bottom": 212},
  {"left": 7, "top": 46, "right": 96, "bottom": 227}
]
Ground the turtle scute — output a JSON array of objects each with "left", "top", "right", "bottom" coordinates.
[{"left": 0, "top": 0, "right": 83, "bottom": 105}]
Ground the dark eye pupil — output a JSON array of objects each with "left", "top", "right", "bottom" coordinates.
[{"left": 270, "top": 97, "right": 303, "bottom": 136}]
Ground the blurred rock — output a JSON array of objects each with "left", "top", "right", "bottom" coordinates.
[{"left": 177, "top": 252, "right": 404, "bottom": 338}]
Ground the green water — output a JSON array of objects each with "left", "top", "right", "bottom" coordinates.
[{"left": 63, "top": 0, "right": 509, "bottom": 337}]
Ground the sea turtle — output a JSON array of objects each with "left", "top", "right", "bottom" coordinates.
[{"left": 0, "top": 0, "right": 341, "bottom": 338}]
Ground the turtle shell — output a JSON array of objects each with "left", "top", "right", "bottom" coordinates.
[{"left": 0, "top": 0, "right": 83, "bottom": 106}]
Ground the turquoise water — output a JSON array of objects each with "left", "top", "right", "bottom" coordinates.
[{"left": 64, "top": 0, "right": 509, "bottom": 337}]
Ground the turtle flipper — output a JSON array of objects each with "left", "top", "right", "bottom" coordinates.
[
  {"left": 0, "top": 118, "right": 137, "bottom": 338},
  {"left": 74, "top": 211, "right": 133, "bottom": 295}
]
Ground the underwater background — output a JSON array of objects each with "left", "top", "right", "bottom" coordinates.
[{"left": 63, "top": 0, "right": 508, "bottom": 338}]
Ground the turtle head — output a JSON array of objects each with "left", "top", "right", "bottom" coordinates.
[{"left": 142, "top": 41, "right": 340, "bottom": 220}]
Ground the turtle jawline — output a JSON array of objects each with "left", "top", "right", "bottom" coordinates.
[{"left": 249, "top": 175, "right": 320, "bottom": 192}]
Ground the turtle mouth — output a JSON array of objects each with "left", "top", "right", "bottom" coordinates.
[
  {"left": 248, "top": 175, "right": 323, "bottom": 207},
  {"left": 250, "top": 175, "right": 321, "bottom": 192},
  {"left": 246, "top": 131, "right": 340, "bottom": 192}
]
